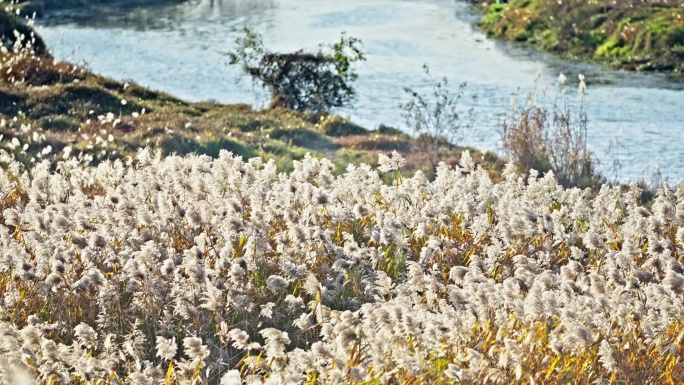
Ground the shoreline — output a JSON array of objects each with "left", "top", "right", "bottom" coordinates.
[
  {"left": 472, "top": 0, "right": 684, "bottom": 78},
  {"left": 2, "top": 4, "right": 671, "bottom": 194},
  {"left": 1, "top": 5, "right": 505, "bottom": 182}
]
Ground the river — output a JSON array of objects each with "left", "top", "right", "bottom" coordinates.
[{"left": 37, "top": 0, "right": 684, "bottom": 183}]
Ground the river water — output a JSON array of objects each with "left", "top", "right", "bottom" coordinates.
[{"left": 37, "top": 0, "right": 684, "bottom": 183}]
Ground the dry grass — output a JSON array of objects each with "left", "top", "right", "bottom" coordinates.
[
  {"left": 2, "top": 151, "right": 684, "bottom": 384},
  {"left": 499, "top": 84, "right": 603, "bottom": 188}
]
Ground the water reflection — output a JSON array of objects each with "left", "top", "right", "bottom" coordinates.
[{"left": 41, "top": 0, "right": 278, "bottom": 31}]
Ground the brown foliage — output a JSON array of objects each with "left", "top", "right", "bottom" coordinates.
[{"left": 499, "top": 90, "right": 603, "bottom": 188}]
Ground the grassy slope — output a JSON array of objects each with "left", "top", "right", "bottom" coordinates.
[
  {"left": 476, "top": 0, "right": 684, "bottom": 74},
  {"left": 0, "top": 47, "right": 504, "bottom": 183}
]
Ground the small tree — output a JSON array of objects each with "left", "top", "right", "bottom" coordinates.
[
  {"left": 225, "top": 28, "right": 366, "bottom": 113},
  {"left": 401, "top": 65, "right": 473, "bottom": 170}
]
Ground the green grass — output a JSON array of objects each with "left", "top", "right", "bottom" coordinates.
[{"left": 475, "top": 0, "right": 684, "bottom": 73}]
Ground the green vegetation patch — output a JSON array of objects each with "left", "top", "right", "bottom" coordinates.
[{"left": 474, "top": 0, "right": 684, "bottom": 73}]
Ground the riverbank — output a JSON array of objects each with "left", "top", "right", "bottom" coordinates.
[
  {"left": 0, "top": 8, "right": 504, "bottom": 181},
  {"left": 474, "top": 0, "right": 684, "bottom": 74}
]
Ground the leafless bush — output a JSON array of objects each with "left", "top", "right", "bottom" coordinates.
[
  {"left": 499, "top": 76, "right": 603, "bottom": 188},
  {"left": 401, "top": 65, "right": 473, "bottom": 171}
]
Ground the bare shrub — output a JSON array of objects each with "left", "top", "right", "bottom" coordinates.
[
  {"left": 499, "top": 75, "right": 603, "bottom": 188},
  {"left": 401, "top": 64, "right": 473, "bottom": 171}
]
